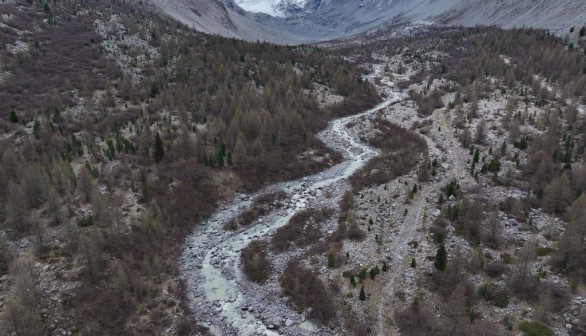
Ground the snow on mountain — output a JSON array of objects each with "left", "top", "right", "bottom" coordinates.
[
  {"left": 235, "top": 0, "right": 284, "bottom": 17},
  {"left": 235, "top": 0, "right": 309, "bottom": 16}
]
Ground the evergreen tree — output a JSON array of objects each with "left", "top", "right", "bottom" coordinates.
[
  {"left": 382, "top": 262, "right": 389, "bottom": 272},
  {"left": 327, "top": 254, "right": 335, "bottom": 268},
  {"left": 9, "top": 110, "right": 19, "bottom": 123},
  {"left": 411, "top": 258, "right": 417, "bottom": 268},
  {"left": 370, "top": 267, "right": 377, "bottom": 280},
  {"left": 434, "top": 244, "right": 447, "bottom": 271},
  {"left": 359, "top": 285, "right": 366, "bottom": 301},
  {"left": 154, "top": 132, "right": 164, "bottom": 163}
]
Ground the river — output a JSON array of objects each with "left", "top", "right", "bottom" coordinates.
[{"left": 179, "top": 69, "right": 402, "bottom": 335}]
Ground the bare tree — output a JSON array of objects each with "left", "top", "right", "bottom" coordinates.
[
  {"left": 510, "top": 239, "right": 537, "bottom": 299},
  {"left": 5, "top": 182, "right": 31, "bottom": 235},
  {"left": 554, "top": 194, "right": 586, "bottom": 273},
  {"left": 542, "top": 173, "right": 574, "bottom": 214},
  {"left": 474, "top": 120, "right": 486, "bottom": 145}
]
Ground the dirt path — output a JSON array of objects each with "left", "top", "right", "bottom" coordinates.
[{"left": 375, "top": 108, "right": 465, "bottom": 335}]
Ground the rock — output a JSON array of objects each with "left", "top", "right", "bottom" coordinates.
[
  {"left": 285, "top": 319, "right": 294, "bottom": 327},
  {"left": 268, "top": 316, "right": 282, "bottom": 326}
]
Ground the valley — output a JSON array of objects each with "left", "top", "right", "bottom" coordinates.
[{"left": 0, "top": 1, "right": 586, "bottom": 336}]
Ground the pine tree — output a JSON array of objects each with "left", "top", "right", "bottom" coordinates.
[
  {"left": 154, "top": 132, "right": 164, "bottom": 163},
  {"left": 411, "top": 258, "right": 417, "bottom": 268},
  {"left": 359, "top": 285, "right": 366, "bottom": 301},
  {"left": 434, "top": 244, "right": 447, "bottom": 271},
  {"left": 370, "top": 267, "right": 377, "bottom": 280},
  {"left": 9, "top": 110, "right": 18, "bottom": 123},
  {"left": 327, "top": 254, "right": 335, "bottom": 268}
]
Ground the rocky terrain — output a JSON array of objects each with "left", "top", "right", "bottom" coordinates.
[
  {"left": 179, "top": 68, "right": 400, "bottom": 335},
  {"left": 178, "top": 28, "right": 586, "bottom": 335},
  {"left": 148, "top": 0, "right": 586, "bottom": 43},
  {"left": 1, "top": 1, "right": 585, "bottom": 335}
]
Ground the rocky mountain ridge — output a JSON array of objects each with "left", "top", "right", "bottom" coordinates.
[{"left": 149, "top": 0, "right": 586, "bottom": 43}]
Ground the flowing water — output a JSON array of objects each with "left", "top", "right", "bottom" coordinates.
[{"left": 180, "top": 78, "right": 402, "bottom": 335}]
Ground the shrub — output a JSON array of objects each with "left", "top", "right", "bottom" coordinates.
[
  {"left": 346, "top": 223, "right": 367, "bottom": 241},
  {"left": 232, "top": 191, "right": 288, "bottom": 229},
  {"left": 280, "top": 259, "right": 336, "bottom": 324},
  {"left": 77, "top": 216, "right": 94, "bottom": 227},
  {"left": 271, "top": 208, "right": 332, "bottom": 252},
  {"left": 394, "top": 303, "right": 439, "bottom": 335},
  {"left": 241, "top": 240, "right": 271, "bottom": 284},
  {"left": 485, "top": 261, "right": 509, "bottom": 278},
  {"left": 535, "top": 246, "right": 554, "bottom": 257},
  {"left": 501, "top": 253, "right": 513, "bottom": 264},
  {"left": 518, "top": 321, "right": 554, "bottom": 336},
  {"left": 477, "top": 284, "right": 510, "bottom": 308}
]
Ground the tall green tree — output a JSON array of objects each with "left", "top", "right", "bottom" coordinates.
[
  {"left": 154, "top": 132, "right": 164, "bottom": 163},
  {"left": 434, "top": 244, "right": 447, "bottom": 271}
]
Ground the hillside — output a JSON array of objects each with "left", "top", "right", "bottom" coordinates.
[
  {"left": 150, "top": 0, "right": 586, "bottom": 43},
  {"left": 0, "top": 0, "right": 378, "bottom": 334}
]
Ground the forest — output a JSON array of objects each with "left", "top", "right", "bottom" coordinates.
[
  {"left": 0, "top": 0, "right": 378, "bottom": 334},
  {"left": 1, "top": 0, "right": 586, "bottom": 335}
]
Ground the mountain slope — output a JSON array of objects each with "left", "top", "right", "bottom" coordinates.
[
  {"left": 151, "top": 0, "right": 586, "bottom": 43},
  {"left": 149, "top": 0, "right": 303, "bottom": 43}
]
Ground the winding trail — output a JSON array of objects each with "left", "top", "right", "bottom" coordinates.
[
  {"left": 179, "top": 71, "right": 405, "bottom": 335},
  {"left": 375, "top": 106, "right": 466, "bottom": 335}
]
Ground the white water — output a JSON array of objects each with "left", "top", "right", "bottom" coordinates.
[{"left": 180, "top": 72, "right": 402, "bottom": 335}]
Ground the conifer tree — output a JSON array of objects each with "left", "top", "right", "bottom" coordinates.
[
  {"left": 435, "top": 244, "right": 447, "bottom": 271},
  {"left": 154, "top": 132, "right": 164, "bottom": 163}
]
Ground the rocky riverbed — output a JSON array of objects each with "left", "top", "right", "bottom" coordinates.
[{"left": 179, "top": 68, "right": 402, "bottom": 335}]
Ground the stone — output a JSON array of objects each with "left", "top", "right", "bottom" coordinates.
[{"left": 285, "top": 319, "right": 294, "bottom": 327}]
